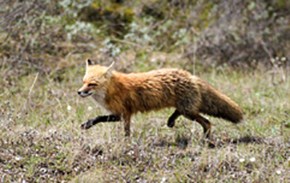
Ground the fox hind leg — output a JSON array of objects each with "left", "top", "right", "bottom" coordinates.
[
  {"left": 167, "top": 110, "right": 211, "bottom": 138},
  {"left": 195, "top": 115, "right": 212, "bottom": 138},
  {"left": 184, "top": 113, "right": 212, "bottom": 139},
  {"left": 167, "top": 110, "right": 181, "bottom": 128}
]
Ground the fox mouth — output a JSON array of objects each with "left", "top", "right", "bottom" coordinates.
[{"left": 78, "top": 91, "right": 93, "bottom": 97}]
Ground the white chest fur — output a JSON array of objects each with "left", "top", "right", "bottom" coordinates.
[{"left": 91, "top": 89, "right": 110, "bottom": 112}]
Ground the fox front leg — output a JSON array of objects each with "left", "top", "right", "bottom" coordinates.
[
  {"left": 167, "top": 110, "right": 181, "bottom": 128},
  {"left": 123, "top": 114, "right": 131, "bottom": 137},
  {"left": 81, "top": 115, "right": 121, "bottom": 129}
]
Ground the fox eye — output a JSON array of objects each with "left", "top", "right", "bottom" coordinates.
[{"left": 88, "top": 83, "right": 97, "bottom": 87}]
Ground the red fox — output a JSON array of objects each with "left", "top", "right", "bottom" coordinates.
[{"left": 78, "top": 59, "right": 243, "bottom": 138}]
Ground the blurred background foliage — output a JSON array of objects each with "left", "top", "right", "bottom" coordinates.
[{"left": 0, "top": 0, "right": 289, "bottom": 76}]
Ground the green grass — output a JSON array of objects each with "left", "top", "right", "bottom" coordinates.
[{"left": 0, "top": 63, "right": 289, "bottom": 182}]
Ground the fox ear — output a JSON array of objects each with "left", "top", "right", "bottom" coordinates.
[
  {"left": 105, "top": 61, "right": 115, "bottom": 78},
  {"left": 86, "top": 59, "right": 93, "bottom": 67}
]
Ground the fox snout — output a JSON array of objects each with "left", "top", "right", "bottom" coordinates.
[
  {"left": 77, "top": 90, "right": 93, "bottom": 97},
  {"left": 78, "top": 85, "right": 94, "bottom": 97}
]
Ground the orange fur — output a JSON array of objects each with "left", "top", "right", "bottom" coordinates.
[{"left": 78, "top": 60, "right": 243, "bottom": 137}]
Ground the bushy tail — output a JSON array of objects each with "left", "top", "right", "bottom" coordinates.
[{"left": 200, "top": 83, "right": 243, "bottom": 123}]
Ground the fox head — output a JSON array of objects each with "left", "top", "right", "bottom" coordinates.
[{"left": 78, "top": 59, "right": 114, "bottom": 97}]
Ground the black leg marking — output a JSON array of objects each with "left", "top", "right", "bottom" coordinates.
[
  {"left": 167, "top": 110, "right": 181, "bottom": 128},
  {"left": 81, "top": 115, "right": 121, "bottom": 129}
]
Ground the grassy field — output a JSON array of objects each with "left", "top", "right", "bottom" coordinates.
[{"left": 0, "top": 61, "right": 289, "bottom": 182}]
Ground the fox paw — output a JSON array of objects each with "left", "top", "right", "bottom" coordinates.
[
  {"left": 167, "top": 121, "right": 175, "bottom": 128},
  {"left": 201, "top": 138, "right": 216, "bottom": 148},
  {"left": 81, "top": 120, "right": 94, "bottom": 129}
]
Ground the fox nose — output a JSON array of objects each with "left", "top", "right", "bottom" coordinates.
[
  {"left": 78, "top": 91, "right": 87, "bottom": 95},
  {"left": 78, "top": 90, "right": 92, "bottom": 97},
  {"left": 78, "top": 90, "right": 90, "bottom": 96}
]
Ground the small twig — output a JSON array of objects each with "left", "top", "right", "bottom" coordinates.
[
  {"left": 260, "top": 39, "right": 272, "bottom": 60},
  {"left": 21, "top": 72, "right": 39, "bottom": 113},
  {"left": 28, "top": 72, "right": 39, "bottom": 100},
  {"left": 110, "top": 37, "right": 142, "bottom": 48}
]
